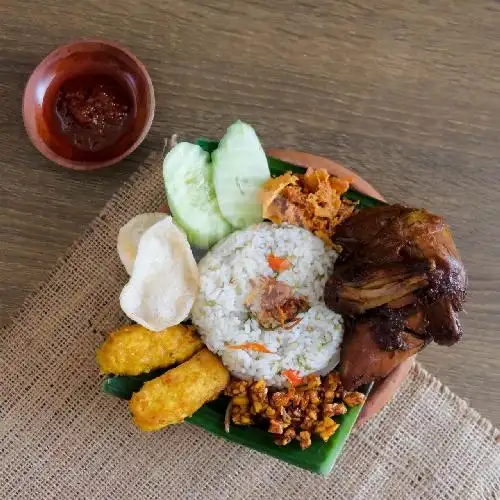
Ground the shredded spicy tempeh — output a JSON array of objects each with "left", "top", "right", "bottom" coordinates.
[{"left": 224, "top": 371, "right": 366, "bottom": 449}]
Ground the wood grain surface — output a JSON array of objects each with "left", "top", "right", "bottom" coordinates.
[{"left": 0, "top": 0, "right": 499, "bottom": 425}]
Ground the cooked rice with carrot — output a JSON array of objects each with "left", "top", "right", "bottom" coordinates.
[{"left": 191, "top": 223, "right": 344, "bottom": 388}]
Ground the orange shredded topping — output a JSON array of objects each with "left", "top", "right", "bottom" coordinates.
[{"left": 228, "top": 342, "right": 274, "bottom": 354}]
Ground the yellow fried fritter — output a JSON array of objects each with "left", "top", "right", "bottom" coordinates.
[
  {"left": 96, "top": 324, "right": 203, "bottom": 375},
  {"left": 130, "top": 348, "right": 230, "bottom": 431}
]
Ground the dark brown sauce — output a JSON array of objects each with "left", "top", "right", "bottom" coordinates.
[{"left": 53, "top": 74, "right": 133, "bottom": 153}]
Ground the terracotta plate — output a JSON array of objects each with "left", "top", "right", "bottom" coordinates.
[{"left": 102, "top": 140, "right": 413, "bottom": 474}]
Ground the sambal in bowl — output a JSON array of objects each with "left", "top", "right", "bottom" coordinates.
[{"left": 22, "top": 39, "right": 155, "bottom": 171}]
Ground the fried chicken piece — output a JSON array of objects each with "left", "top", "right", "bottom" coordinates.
[
  {"left": 425, "top": 296, "right": 462, "bottom": 346},
  {"left": 339, "top": 317, "right": 426, "bottom": 389},
  {"left": 326, "top": 263, "right": 429, "bottom": 315},
  {"left": 325, "top": 205, "right": 467, "bottom": 390},
  {"left": 328, "top": 206, "right": 466, "bottom": 313},
  {"left": 245, "top": 276, "right": 309, "bottom": 329}
]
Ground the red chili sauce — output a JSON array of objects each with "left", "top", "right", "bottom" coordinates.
[{"left": 54, "top": 74, "right": 132, "bottom": 153}]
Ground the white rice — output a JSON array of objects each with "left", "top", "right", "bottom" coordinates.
[{"left": 191, "top": 223, "right": 344, "bottom": 388}]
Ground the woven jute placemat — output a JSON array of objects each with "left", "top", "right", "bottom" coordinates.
[{"left": 1, "top": 154, "right": 499, "bottom": 500}]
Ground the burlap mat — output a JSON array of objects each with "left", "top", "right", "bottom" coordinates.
[{"left": 1, "top": 154, "right": 499, "bottom": 500}]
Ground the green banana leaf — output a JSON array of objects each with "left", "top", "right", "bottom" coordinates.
[
  {"left": 100, "top": 138, "right": 378, "bottom": 475},
  {"left": 195, "top": 138, "right": 386, "bottom": 208},
  {"left": 102, "top": 373, "right": 371, "bottom": 475}
]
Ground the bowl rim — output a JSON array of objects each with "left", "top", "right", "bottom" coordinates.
[{"left": 22, "top": 38, "right": 155, "bottom": 171}]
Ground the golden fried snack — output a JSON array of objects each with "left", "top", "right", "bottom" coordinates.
[
  {"left": 260, "top": 168, "right": 354, "bottom": 246},
  {"left": 130, "top": 348, "right": 230, "bottom": 431},
  {"left": 96, "top": 324, "right": 203, "bottom": 376}
]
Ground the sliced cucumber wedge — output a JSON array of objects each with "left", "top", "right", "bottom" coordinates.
[
  {"left": 163, "top": 142, "right": 232, "bottom": 248},
  {"left": 212, "top": 121, "right": 271, "bottom": 228}
]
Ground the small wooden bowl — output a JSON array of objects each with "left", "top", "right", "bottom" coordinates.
[{"left": 22, "top": 40, "right": 155, "bottom": 171}]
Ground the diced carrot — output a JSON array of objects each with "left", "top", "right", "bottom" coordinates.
[
  {"left": 228, "top": 342, "right": 274, "bottom": 354},
  {"left": 282, "top": 369, "right": 304, "bottom": 387},
  {"left": 267, "top": 253, "right": 291, "bottom": 273}
]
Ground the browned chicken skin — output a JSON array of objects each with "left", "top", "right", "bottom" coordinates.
[
  {"left": 340, "top": 318, "right": 426, "bottom": 389},
  {"left": 324, "top": 205, "right": 467, "bottom": 390}
]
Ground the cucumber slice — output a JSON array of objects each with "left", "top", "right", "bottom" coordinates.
[
  {"left": 163, "top": 142, "right": 232, "bottom": 248},
  {"left": 212, "top": 121, "right": 270, "bottom": 228}
]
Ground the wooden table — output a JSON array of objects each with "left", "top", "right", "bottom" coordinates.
[{"left": 1, "top": 0, "right": 499, "bottom": 426}]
